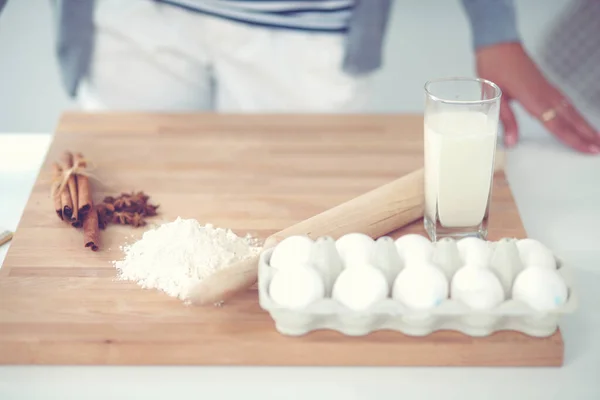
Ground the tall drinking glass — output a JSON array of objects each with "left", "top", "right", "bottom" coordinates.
[{"left": 423, "top": 77, "right": 501, "bottom": 241}]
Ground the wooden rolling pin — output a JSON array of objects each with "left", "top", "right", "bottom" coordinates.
[{"left": 187, "top": 151, "right": 506, "bottom": 306}]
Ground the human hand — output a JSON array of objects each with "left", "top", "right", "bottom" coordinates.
[{"left": 475, "top": 42, "right": 599, "bottom": 154}]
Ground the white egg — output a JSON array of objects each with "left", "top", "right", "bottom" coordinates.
[
  {"left": 395, "top": 234, "right": 434, "bottom": 267},
  {"left": 456, "top": 237, "right": 492, "bottom": 266},
  {"left": 332, "top": 264, "right": 388, "bottom": 311},
  {"left": 392, "top": 263, "right": 448, "bottom": 310},
  {"left": 451, "top": 266, "right": 505, "bottom": 310},
  {"left": 516, "top": 238, "right": 557, "bottom": 269},
  {"left": 269, "top": 235, "right": 314, "bottom": 269},
  {"left": 335, "top": 233, "right": 375, "bottom": 268},
  {"left": 269, "top": 264, "right": 324, "bottom": 309},
  {"left": 512, "top": 265, "right": 568, "bottom": 311}
]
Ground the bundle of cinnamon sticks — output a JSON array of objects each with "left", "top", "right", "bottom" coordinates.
[{"left": 52, "top": 151, "right": 99, "bottom": 251}]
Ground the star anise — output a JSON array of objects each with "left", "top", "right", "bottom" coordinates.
[
  {"left": 97, "top": 191, "right": 158, "bottom": 228},
  {"left": 113, "top": 196, "right": 134, "bottom": 209},
  {"left": 96, "top": 202, "right": 114, "bottom": 216},
  {"left": 143, "top": 204, "right": 159, "bottom": 217},
  {"left": 112, "top": 211, "right": 133, "bottom": 225},
  {"left": 130, "top": 213, "right": 146, "bottom": 227},
  {"left": 131, "top": 191, "right": 149, "bottom": 203}
]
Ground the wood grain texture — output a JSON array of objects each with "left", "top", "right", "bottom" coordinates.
[{"left": 0, "top": 112, "right": 563, "bottom": 366}]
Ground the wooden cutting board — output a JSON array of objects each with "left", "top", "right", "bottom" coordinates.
[{"left": 0, "top": 113, "right": 563, "bottom": 366}]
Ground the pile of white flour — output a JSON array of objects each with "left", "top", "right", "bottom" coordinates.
[{"left": 113, "top": 217, "right": 262, "bottom": 301}]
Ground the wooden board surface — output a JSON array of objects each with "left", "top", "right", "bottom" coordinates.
[{"left": 0, "top": 113, "right": 563, "bottom": 366}]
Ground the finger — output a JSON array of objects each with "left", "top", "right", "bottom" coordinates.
[
  {"left": 500, "top": 97, "right": 519, "bottom": 147},
  {"left": 560, "top": 101, "right": 600, "bottom": 145},
  {"left": 544, "top": 116, "right": 600, "bottom": 154}
]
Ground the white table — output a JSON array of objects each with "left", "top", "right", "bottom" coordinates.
[{"left": 1, "top": 132, "right": 599, "bottom": 400}]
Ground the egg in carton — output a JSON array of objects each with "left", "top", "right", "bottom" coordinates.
[{"left": 258, "top": 234, "right": 577, "bottom": 337}]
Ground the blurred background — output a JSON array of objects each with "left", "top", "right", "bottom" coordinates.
[{"left": 0, "top": 0, "right": 598, "bottom": 135}]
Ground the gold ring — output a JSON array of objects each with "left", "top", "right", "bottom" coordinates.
[
  {"left": 541, "top": 100, "right": 569, "bottom": 122},
  {"left": 541, "top": 108, "right": 557, "bottom": 122}
]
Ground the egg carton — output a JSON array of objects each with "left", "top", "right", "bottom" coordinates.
[{"left": 258, "top": 235, "right": 577, "bottom": 337}]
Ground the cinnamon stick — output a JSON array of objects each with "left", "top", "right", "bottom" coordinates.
[
  {"left": 60, "top": 181, "right": 74, "bottom": 220},
  {"left": 83, "top": 205, "right": 100, "bottom": 251},
  {"left": 60, "top": 151, "right": 78, "bottom": 221},
  {"left": 73, "top": 153, "right": 92, "bottom": 215},
  {"left": 52, "top": 163, "right": 64, "bottom": 220}
]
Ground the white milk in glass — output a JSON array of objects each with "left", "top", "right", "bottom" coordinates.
[{"left": 424, "top": 110, "right": 497, "bottom": 230}]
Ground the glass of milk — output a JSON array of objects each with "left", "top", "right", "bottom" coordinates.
[{"left": 423, "top": 77, "right": 501, "bottom": 241}]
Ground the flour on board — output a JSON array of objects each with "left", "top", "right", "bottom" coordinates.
[{"left": 113, "top": 217, "right": 262, "bottom": 301}]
